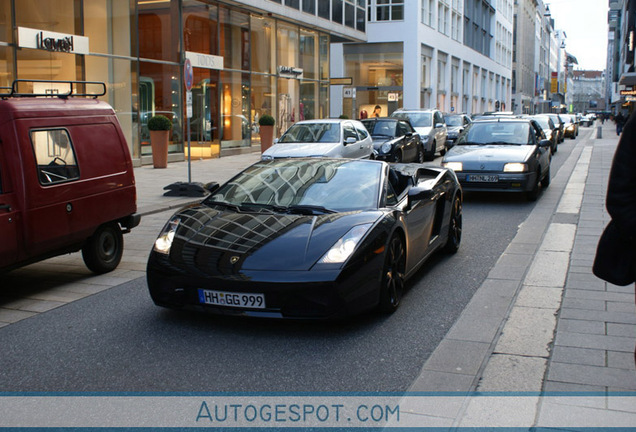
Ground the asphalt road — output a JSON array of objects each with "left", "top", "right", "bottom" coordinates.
[{"left": 0, "top": 138, "right": 577, "bottom": 393}]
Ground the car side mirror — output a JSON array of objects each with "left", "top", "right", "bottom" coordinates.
[
  {"left": 539, "top": 139, "right": 552, "bottom": 148},
  {"left": 345, "top": 137, "right": 357, "bottom": 145},
  {"left": 274, "top": 138, "right": 279, "bottom": 144},
  {"left": 435, "top": 123, "right": 444, "bottom": 128},
  {"left": 204, "top": 182, "right": 220, "bottom": 193}
]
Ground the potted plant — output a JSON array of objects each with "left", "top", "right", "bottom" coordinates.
[
  {"left": 148, "top": 114, "right": 172, "bottom": 168},
  {"left": 258, "top": 114, "right": 276, "bottom": 153}
]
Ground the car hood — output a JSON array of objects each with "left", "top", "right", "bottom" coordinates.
[
  {"left": 262, "top": 142, "right": 341, "bottom": 158},
  {"left": 444, "top": 145, "right": 534, "bottom": 164},
  {"left": 170, "top": 205, "right": 383, "bottom": 272}
]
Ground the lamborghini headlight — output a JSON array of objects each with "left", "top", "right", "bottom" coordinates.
[
  {"left": 318, "top": 224, "right": 371, "bottom": 264},
  {"left": 153, "top": 218, "right": 180, "bottom": 254},
  {"left": 503, "top": 163, "right": 527, "bottom": 173}
]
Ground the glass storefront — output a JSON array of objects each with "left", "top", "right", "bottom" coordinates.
[
  {"left": 0, "top": 0, "right": 332, "bottom": 164},
  {"left": 344, "top": 43, "right": 403, "bottom": 119}
]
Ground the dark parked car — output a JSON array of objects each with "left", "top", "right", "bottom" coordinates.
[
  {"left": 361, "top": 117, "right": 424, "bottom": 163},
  {"left": 444, "top": 113, "right": 472, "bottom": 151},
  {"left": 441, "top": 118, "right": 552, "bottom": 201},
  {"left": 147, "top": 158, "right": 463, "bottom": 319},
  {"left": 545, "top": 113, "right": 565, "bottom": 143},
  {"left": 529, "top": 114, "right": 558, "bottom": 154}
]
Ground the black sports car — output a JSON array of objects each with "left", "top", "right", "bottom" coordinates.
[{"left": 147, "top": 158, "right": 462, "bottom": 319}]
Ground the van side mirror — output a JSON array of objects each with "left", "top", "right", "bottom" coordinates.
[{"left": 345, "top": 137, "right": 357, "bottom": 145}]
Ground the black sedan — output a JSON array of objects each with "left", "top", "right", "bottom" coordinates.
[
  {"left": 147, "top": 158, "right": 462, "bottom": 319},
  {"left": 361, "top": 118, "right": 424, "bottom": 163},
  {"left": 441, "top": 118, "right": 552, "bottom": 201}
]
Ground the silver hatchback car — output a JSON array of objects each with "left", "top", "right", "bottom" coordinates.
[
  {"left": 390, "top": 109, "right": 447, "bottom": 160},
  {"left": 261, "top": 119, "right": 374, "bottom": 160}
]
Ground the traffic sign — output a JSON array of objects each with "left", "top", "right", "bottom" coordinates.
[{"left": 184, "top": 58, "right": 193, "bottom": 91}]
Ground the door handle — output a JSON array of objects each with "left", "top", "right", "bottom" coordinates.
[{"left": 0, "top": 204, "right": 11, "bottom": 212}]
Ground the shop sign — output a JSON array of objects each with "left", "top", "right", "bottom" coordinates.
[
  {"left": 620, "top": 89, "right": 636, "bottom": 96},
  {"left": 278, "top": 66, "right": 303, "bottom": 79},
  {"left": 18, "top": 27, "right": 88, "bottom": 54},
  {"left": 185, "top": 51, "right": 224, "bottom": 70}
]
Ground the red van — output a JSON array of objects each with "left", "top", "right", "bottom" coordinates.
[{"left": 0, "top": 80, "right": 140, "bottom": 274}]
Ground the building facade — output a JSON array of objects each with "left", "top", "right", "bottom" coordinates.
[
  {"left": 330, "top": 0, "right": 514, "bottom": 118},
  {"left": 0, "top": 0, "right": 365, "bottom": 165},
  {"left": 608, "top": 0, "right": 635, "bottom": 115}
]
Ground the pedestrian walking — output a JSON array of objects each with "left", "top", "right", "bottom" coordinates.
[
  {"left": 593, "top": 110, "right": 636, "bottom": 365},
  {"left": 615, "top": 112, "right": 626, "bottom": 135}
]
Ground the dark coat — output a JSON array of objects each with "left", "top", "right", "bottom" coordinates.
[{"left": 593, "top": 111, "right": 636, "bottom": 285}]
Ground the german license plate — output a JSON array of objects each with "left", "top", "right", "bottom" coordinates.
[
  {"left": 198, "top": 289, "right": 266, "bottom": 309},
  {"left": 467, "top": 174, "right": 498, "bottom": 182}
]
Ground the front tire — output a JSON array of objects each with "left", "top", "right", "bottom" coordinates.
[
  {"left": 443, "top": 195, "right": 462, "bottom": 254},
  {"left": 379, "top": 235, "right": 406, "bottom": 314},
  {"left": 82, "top": 223, "right": 124, "bottom": 274},
  {"left": 526, "top": 169, "right": 541, "bottom": 201}
]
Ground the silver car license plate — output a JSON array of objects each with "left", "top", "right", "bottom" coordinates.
[
  {"left": 198, "top": 289, "right": 266, "bottom": 309},
  {"left": 467, "top": 174, "right": 499, "bottom": 182}
]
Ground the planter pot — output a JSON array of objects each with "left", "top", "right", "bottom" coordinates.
[
  {"left": 150, "top": 130, "right": 169, "bottom": 168},
  {"left": 259, "top": 125, "right": 274, "bottom": 153}
]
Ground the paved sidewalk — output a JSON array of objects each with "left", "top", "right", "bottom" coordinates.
[{"left": 403, "top": 121, "right": 636, "bottom": 427}]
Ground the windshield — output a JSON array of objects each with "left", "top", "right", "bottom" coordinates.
[
  {"left": 205, "top": 159, "right": 381, "bottom": 212},
  {"left": 445, "top": 115, "right": 463, "bottom": 127},
  {"left": 392, "top": 112, "right": 432, "bottom": 128},
  {"left": 460, "top": 122, "right": 531, "bottom": 145},
  {"left": 532, "top": 117, "right": 551, "bottom": 129},
  {"left": 362, "top": 119, "right": 397, "bottom": 136},
  {"left": 279, "top": 123, "right": 340, "bottom": 143}
]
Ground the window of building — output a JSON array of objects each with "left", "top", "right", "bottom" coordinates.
[
  {"left": 332, "top": 0, "right": 343, "bottom": 23},
  {"left": 421, "top": 0, "right": 433, "bottom": 27},
  {"left": 376, "top": 0, "right": 403, "bottom": 21},
  {"left": 318, "top": 0, "right": 330, "bottom": 20}
]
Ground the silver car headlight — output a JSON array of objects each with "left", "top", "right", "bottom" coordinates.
[
  {"left": 442, "top": 161, "right": 463, "bottom": 171},
  {"left": 381, "top": 143, "right": 392, "bottom": 153},
  {"left": 154, "top": 217, "right": 180, "bottom": 254},
  {"left": 421, "top": 135, "right": 430, "bottom": 143},
  {"left": 503, "top": 163, "right": 528, "bottom": 173},
  {"left": 318, "top": 224, "right": 371, "bottom": 264}
]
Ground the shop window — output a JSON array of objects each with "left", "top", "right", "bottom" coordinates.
[
  {"left": 220, "top": 7, "right": 249, "bottom": 71},
  {"left": 251, "top": 16, "right": 276, "bottom": 74},
  {"left": 0, "top": 0, "right": 11, "bottom": 42},
  {"left": 138, "top": 0, "right": 179, "bottom": 62},
  {"left": 84, "top": 0, "right": 131, "bottom": 56},
  {"left": 0, "top": 46, "right": 13, "bottom": 88}
]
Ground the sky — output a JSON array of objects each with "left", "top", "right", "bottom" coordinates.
[{"left": 546, "top": 0, "right": 609, "bottom": 71}]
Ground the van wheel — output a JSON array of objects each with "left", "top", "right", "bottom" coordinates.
[{"left": 82, "top": 223, "right": 123, "bottom": 274}]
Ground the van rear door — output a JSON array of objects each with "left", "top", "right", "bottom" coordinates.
[{"left": 0, "top": 143, "right": 19, "bottom": 268}]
